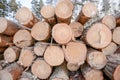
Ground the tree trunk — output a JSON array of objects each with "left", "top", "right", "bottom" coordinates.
[
  {"left": 18, "top": 47, "right": 35, "bottom": 67},
  {"left": 31, "top": 22, "right": 51, "bottom": 41},
  {"left": 52, "top": 23, "right": 73, "bottom": 44},
  {"left": 63, "top": 41, "right": 87, "bottom": 71},
  {"left": 13, "top": 29, "right": 33, "bottom": 48},
  {"left": 31, "top": 58, "right": 52, "bottom": 79},
  {"left": 44, "top": 45, "right": 64, "bottom": 66},
  {"left": 0, "top": 17, "right": 20, "bottom": 36},
  {"left": 76, "top": 2, "right": 97, "bottom": 25},
  {"left": 16, "top": 7, "right": 38, "bottom": 28},
  {"left": 41, "top": 5, "right": 56, "bottom": 26},
  {"left": 55, "top": 2, "right": 72, "bottom": 24},
  {"left": 0, "top": 35, "right": 13, "bottom": 47},
  {"left": 81, "top": 64, "right": 104, "bottom": 80},
  {"left": 103, "top": 54, "right": 120, "bottom": 80},
  {"left": 1, "top": 63, "right": 23, "bottom": 80},
  {"left": 4, "top": 46, "right": 20, "bottom": 63}
]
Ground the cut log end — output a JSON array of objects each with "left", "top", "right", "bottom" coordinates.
[
  {"left": 31, "top": 59, "right": 52, "bottom": 79},
  {"left": 82, "top": 2, "right": 97, "bottom": 17},
  {"left": 16, "top": 7, "right": 33, "bottom": 25},
  {"left": 69, "top": 22, "right": 84, "bottom": 37},
  {"left": 67, "top": 62, "right": 80, "bottom": 71},
  {"left": 84, "top": 69, "right": 104, "bottom": 80},
  {"left": 0, "top": 17, "right": 7, "bottom": 33},
  {"left": 13, "top": 29, "right": 33, "bottom": 48},
  {"left": 18, "top": 47, "right": 34, "bottom": 67},
  {"left": 63, "top": 41, "right": 87, "bottom": 65},
  {"left": 102, "top": 15, "right": 116, "bottom": 29},
  {"left": 0, "top": 70, "right": 13, "bottom": 80},
  {"left": 86, "top": 23, "right": 112, "bottom": 49},
  {"left": 52, "top": 23, "right": 72, "bottom": 44},
  {"left": 31, "top": 22, "right": 51, "bottom": 41},
  {"left": 87, "top": 51, "right": 107, "bottom": 69},
  {"left": 4, "top": 47, "right": 20, "bottom": 63},
  {"left": 102, "top": 42, "right": 117, "bottom": 55},
  {"left": 113, "top": 27, "right": 120, "bottom": 45},
  {"left": 44, "top": 46, "right": 64, "bottom": 66},
  {"left": 113, "top": 65, "right": 120, "bottom": 80},
  {"left": 41, "top": 5, "right": 55, "bottom": 19}
]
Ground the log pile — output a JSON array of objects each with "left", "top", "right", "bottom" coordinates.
[{"left": 0, "top": 0, "right": 120, "bottom": 80}]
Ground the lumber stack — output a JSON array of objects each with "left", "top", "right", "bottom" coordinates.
[{"left": 0, "top": 0, "right": 120, "bottom": 80}]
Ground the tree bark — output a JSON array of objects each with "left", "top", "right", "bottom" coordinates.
[
  {"left": 103, "top": 54, "right": 120, "bottom": 80},
  {"left": 0, "top": 35, "right": 13, "bottom": 47},
  {"left": 41, "top": 5, "right": 56, "bottom": 26},
  {"left": 0, "top": 17, "right": 20, "bottom": 36},
  {"left": 55, "top": 2, "right": 72, "bottom": 24},
  {"left": 76, "top": 2, "right": 97, "bottom": 25},
  {"left": 16, "top": 7, "right": 38, "bottom": 28},
  {"left": 113, "top": 27, "right": 120, "bottom": 45},
  {"left": 49, "top": 63, "right": 69, "bottom": 80},
  {"left": 81, "top": 64, "right": 104, "bottom": 80}
]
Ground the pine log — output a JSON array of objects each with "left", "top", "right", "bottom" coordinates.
[
  {"left": 0, "top": 17, "right": 20, "bottom": 36},
  {"left": 2, "top": 63, "right": 23, "bottom": 80},
  {"left": 18, "top": 47, "right": 35, "bottom": 67},
  {"left": 69, "top": 71, "right": 85, "bottom": 80},
  {"left": 87, "top": 49, "right": 107, "bottom": 69},
  {"left": 113, "top": 27, "right": 120, "bottom": 45},
  {"left": 59, "top": 0, "right": 74, "bottom": 11},
  {"left": 52, "top": 23, "right": 72, "bottom": 44},
  {"left": 0, "top": 47, "right": 6, "bottom": 53},
  {"left": 49, "top": 63, "right": 69, "bottom": 80},
  {"left": 102, "top": 42, "right": 117, "bottom": 55},
  {"left": 31, "top": 59, "right": 52, "bottom": 79},
  {"left": 44, "top": 45, "right": 64, "bottom": 66},
  {"left": 4, "top": 46, "right": 20, "bottom": 63},
  {"left": 83, "top": 23, "right": 112, "bottom": 49},
  {"left": 20, "top": 72, "right": 34, "bottom": 80},
  {"left": 102, "top": 15, "right": 116, "bottom": 29},
  {"left": 116, "top": 12, "right": 120, "bottom": 26},
  {"left": 41, "top": 5, "right": 56, "bottom": 26},
  {"left": 0, "top": 35, "right": 13, "bottom": 47},
  {"left": 55, "top": 2, "right": 72, "bottom": 24},
  {"left": 63, "top": 41, "right": 87, "bottom": 71},
  {"left": 31, "top": 22, "right": 51, "bottom": 41},
  {"left": 16, "top": 7, "right": 38, "bottom": 28},
  {"left": 76, "top": 2, "right": 97, "bottom": 25},
  {"left": 115, "top": 46, "right": 120, "bottom": 54},
  {"left": 69, "top": 22, "right": 84, "bottom": 38},
  {"left": 103, "top": 54, "right": 120, "bottom": 80},
  {"left": 13, "top": 29, "right": 33, "bottom": 48},
  {"left": 81, "top": 64, "right": 104, "bottom": 80},
  {"left": 34, "top": 42, "right": 48, "bottom": 56}
]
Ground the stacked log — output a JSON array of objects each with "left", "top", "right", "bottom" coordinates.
[{"left": 0, "top": 1, "right": 120, "bottom": 80}]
